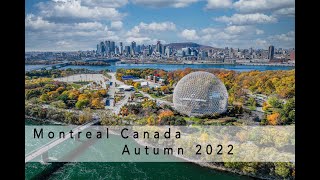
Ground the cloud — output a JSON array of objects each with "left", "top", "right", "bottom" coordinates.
[
  {"left": 138, "top": 22, "right": 176, "bottom": 31},
  {"left": 233, "top": 0, "right": 295, "bottom": 13},
  {"left": 254, "top": 39, "right": 268, "bottom": 48},
  {"left": 254, "top": 31, "right": 295, "bottom": 49},
  {"left": 37, "top": 0, "right": 124, "bottom": 22},
  {"left": 110, "top": 21, "right": 123, "bottom": 30},
  {"left": 132, "top": 0, "right": 199, "bottom": 8},
  {"left": 206, "top": 0, "right": 232, "bottom": 9},
  {"left": 126, "top": 21, "right": 176, "bottom": 39},
  {"left": 180, "top": 29, "right": 199, "bottom": 40},
  {"left": 25, "top": 14, "right": 56, "bottom": 30},
  {"left": 272, "top": 7, "right": 295, "bottom": 17},
  {"left": 201, "top": 28, "right": 218, "bottom": 34},
  {"left": 75, "top": 22, "right": 104, "bottom": 30},
  {"left": 269, "top": 31, "right": 295, "bottom": 42},
  {"left": 224, "top": 25, "right": 251, "bottom": 34},
  {"left": 82, "top": 0, "right": 128, "bottom": 8},
  {"left": 215, "top": 13, "right": 277, "bottom": 25},
  {"left": 25, "top": 13, "right": 119, "bottom": 51},
  {"left": 124, "top": 22, "right": 176, "bottom": 45},
  {"left": 256, "top": 29, "right": 264, "bottom": 35}
]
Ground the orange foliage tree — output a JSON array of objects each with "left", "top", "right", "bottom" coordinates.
[
  {"left": 267, "top": 112, "right": 281, "bottom": 125},
  {"left": 158, "top": 110, "right": 174, "bottom": 124}
]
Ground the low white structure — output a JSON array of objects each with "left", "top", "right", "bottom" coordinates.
[
  {"left": 117, "top": 85, "right": 134, "bottom": 91},
  {"left": 141, "top": 81, "right": 149, "bottom": 87}
]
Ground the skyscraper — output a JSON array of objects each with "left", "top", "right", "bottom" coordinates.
[
  {"left": 131, "top": 41, "right": 136, "bottom": 55},
  {"left": 156, "top": 41, "right": 162, "bottom": 54},
  {"left": 125, "top": 46, "right": 130, "bottom": 56},
  {"left": 162, "top": 45, "right": 166, "bottom": 55},
  {"left": 110, "top": 41, "right": 115, "bottom": 53},
  {"left": 119, "top": 42, "right": 123, "bottom": 55},
  {"left": 268, "top": 45, "right": 274, "bottom": 60},
  {"left": 105, "top": 41, "right": 110, "bottom": 53},
  {"left": 96, "top": 44, "right": 101, "bottom": 54},
  {"left": 100, "top": 41, "right": 106, "bottom": 55}
]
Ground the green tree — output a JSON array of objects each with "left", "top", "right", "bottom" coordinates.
[
  {"left": 39, "top": 94, "right": 49, "bottom": 102},
  {"left": 51, "top": 100, "right": 67, "bottom": 109},
  {"left": 274, "top": 162, "right": 290, "bottom": 178},
  {"left": 268, "top": 97, "right": 282, "bottom": 108},
  {"left": 75, "top": 99, "right": 89, "bottom": 109},
  {"left": 57, "top": 94, "right": 68, "bottom": 102}
]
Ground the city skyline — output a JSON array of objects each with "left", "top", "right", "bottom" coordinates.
[{"left": 26, "top": 0, "right": 295, "bottom": 51}]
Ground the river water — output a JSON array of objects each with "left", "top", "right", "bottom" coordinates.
[
  {"left": 25, "top": 63, "right": 293, "bottom": 179},
  {"left": 25, "top": 118, "right": 252, "bottom": 179},
  {"left": 26, "top": 62, "right": 294, "bottom": 72}
]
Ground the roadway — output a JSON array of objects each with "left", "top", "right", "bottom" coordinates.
[
  {"left": 105, "top": 72, "right": 131, "bottom": 115},
  {"left": 25, "top": 119, "right": 100, "bottom": 163}
]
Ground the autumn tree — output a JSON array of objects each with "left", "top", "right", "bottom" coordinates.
[
  {"left": 267, "top": 112, "right": 281, "bottom": 125},
  {"left": 78, "top": 108, "right": 92, "bottom": 124},
  {"left": 134, "top": 82, "right": 141, "bottom": 89},
  {"left": 147, "top": 114, "right": 157, "bottom": 125},
  {"left": 158, "top": 110, "right": 174, "bottom": 125},
  {"left": 160, "top": 86, "right": 169, "bottom": 94},
  {"left": 91, "top": 98, "right": 104, "bottom": 109}
]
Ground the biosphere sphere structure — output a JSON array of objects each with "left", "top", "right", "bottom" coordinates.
[{"left": 173, "top": 71, "right": 228, "bottom": 117}]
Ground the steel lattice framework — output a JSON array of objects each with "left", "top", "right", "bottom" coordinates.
[{"left": 173, "top": 71, "right": 228, "bottom": 117}]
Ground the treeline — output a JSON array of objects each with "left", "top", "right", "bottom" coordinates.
[
  {"left": 25, "top": 60, "right": 63, "bottom": 65},
  {"left": 222, "top": 162, "right": 295, "bottom": 179},
  {"left": 25, "top": 77, "right": 108, "bottom": 110},
  {"left": 25, "top": 104, "right": 93, "bottom": 125},
  {"left": 26, "top": 68, "right": 97, "bottom": 78},
  {"left": 116, "top": 68, "right": 295, "bottom": 100},
  {"left": 69, "top": 61, "right": 111, "bottom": 66}
]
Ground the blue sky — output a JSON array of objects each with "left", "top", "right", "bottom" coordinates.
[{"left": 25, "top": 0, "right": 295, "bottom": 51}]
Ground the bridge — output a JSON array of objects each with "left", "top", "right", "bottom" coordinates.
[{"left": 25, "top": 119, "right": 100, "bottom": 163}]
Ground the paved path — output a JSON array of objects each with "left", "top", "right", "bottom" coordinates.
[{"left": 139, "top": 91, "right": 174, "bottom": 107}]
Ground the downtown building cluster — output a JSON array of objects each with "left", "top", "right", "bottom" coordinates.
[
  {"left": 96, "top": 40, "right": 295, "bottom": 63},
  {"left": 25, "top": 41, "right": 295, "bottom": 64}
]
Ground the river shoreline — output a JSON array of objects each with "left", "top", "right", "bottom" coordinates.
[
  {"left": 118, "top": 61, "right": 294, "bottom": 67},
  {"left": 27, "top": 61, "right": 295, "bottom": 67}
]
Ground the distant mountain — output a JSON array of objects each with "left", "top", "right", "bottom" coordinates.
[{"left": 165, "top": 42, "right": 214, "bottom": 50}]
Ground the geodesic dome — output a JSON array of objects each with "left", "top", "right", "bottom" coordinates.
[{"left": 173, "top": 71, "right": 228, "bottom": 117}]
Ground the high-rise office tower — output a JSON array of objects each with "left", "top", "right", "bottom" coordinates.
[
  {"left": 268, "top": 45, "right": 274, "bottom": 60},
  {"left": 156, "top": 41, "right": 162, "bottom": 54},
  {"left": 105, "top": 41, "right": 110, "bottom": 53},
  {"left": 162, "top": 45, "right": 166, "bottom": 55},
  {"left": 131, "top": 41, "right": 136, "bottom": 55},
  {"left": 97, "top": 44, "right": 101, "bottom": 54},
  {"left": 100, "top": 41, "right": 106, "bottom": 54},
  {"left": 136, "top": 45, "right": 141, "bottom": 54},
  {"left": 125, "top": 46, "right": 130, "bottom": 56},
  {"left": 110, "top": 41, "right": 115, "bottom": 53},
  {"left": 119, "top": 42, "right": 123, "bottom": 54}
]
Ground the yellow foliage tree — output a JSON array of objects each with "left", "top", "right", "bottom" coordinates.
[
  {"left": 78, "top": 94, "right": 89, "bottom": 101},
  {"left": 160, "top": 86, "right": 169, "bottom": 93},
  {"left": 91, "top": 98, "right": 104, "bottom": 109},
  {"left": 134, "top": 82, "right": 140, "bottom": 89}
]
